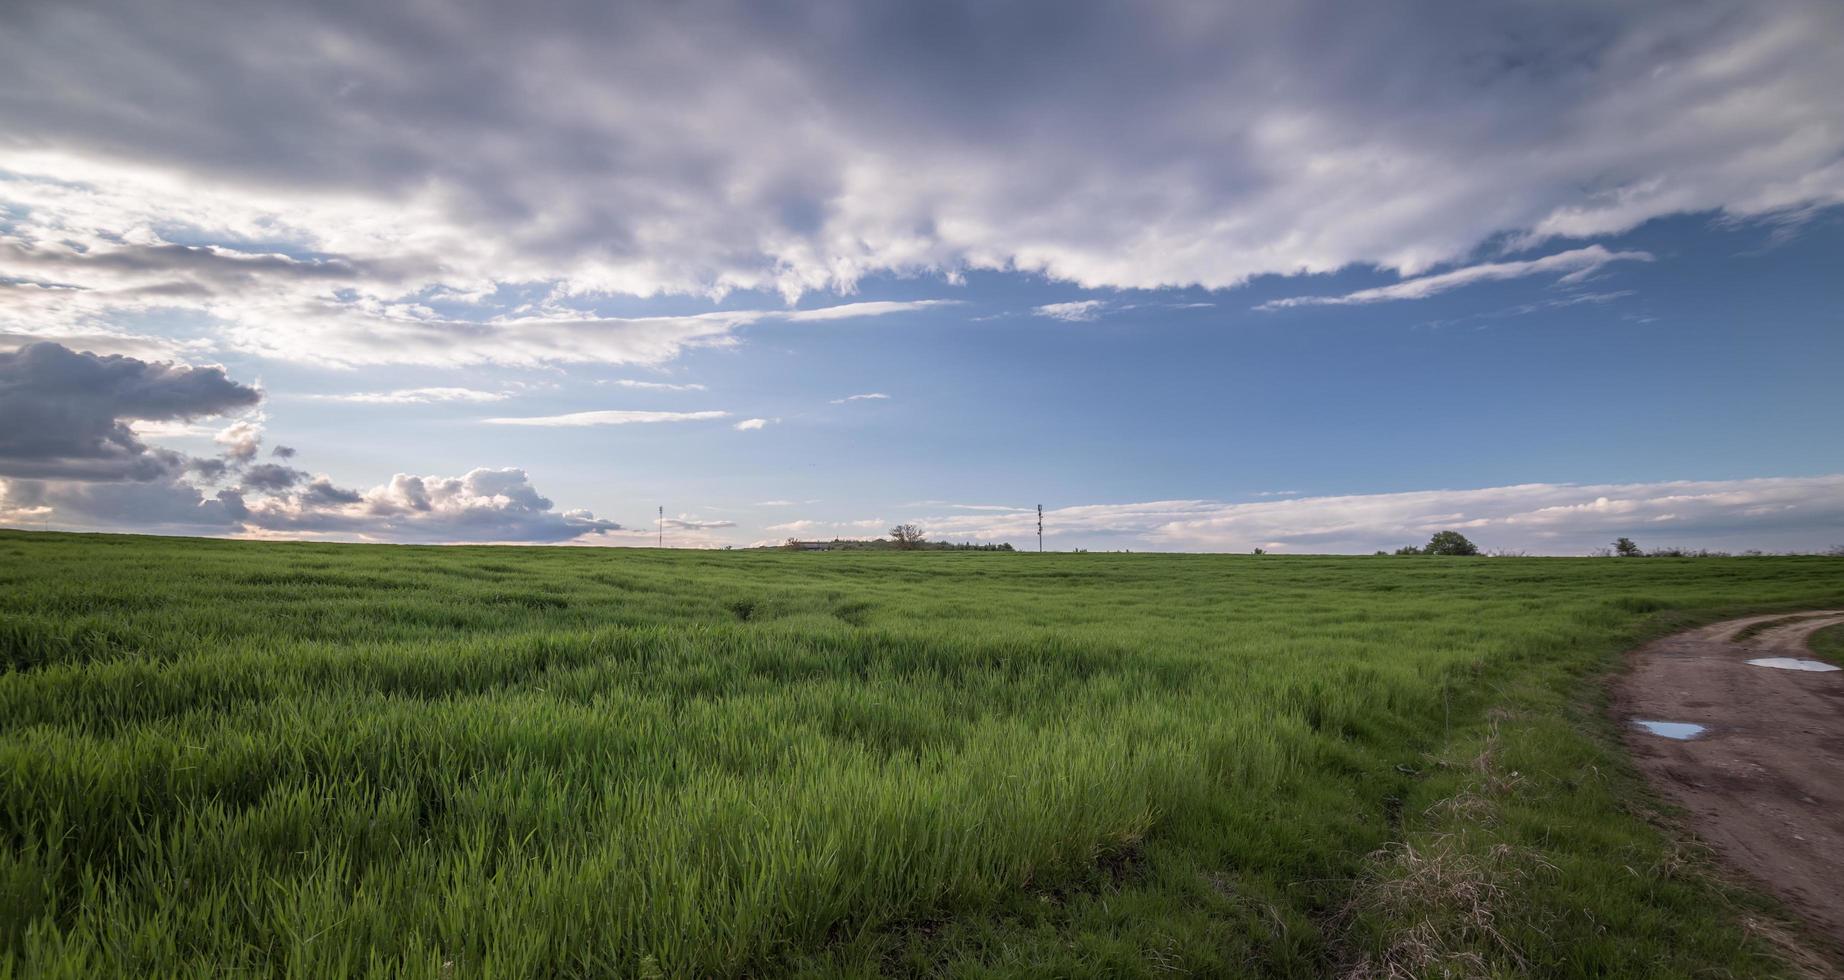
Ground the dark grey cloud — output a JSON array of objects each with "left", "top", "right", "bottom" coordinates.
[
  {"left": 270, "top": 445, "right": 297, "bottom": 458},
  {"left": 240, "top": 463, "right": 305, "bottom": 492},
  {"left": 0, "top": 341, "right": 625, "bottom": 543},
  {"left": 1, "top": 0, "right": 1839, "bottom": 318},
  {"left": 186, "top": 457, "right": 229, "bottom": 481},
  {"left": 1, "top": 477, "right": 245, "bottom": 530},
  {"left": 0, "top": 342, "right": 261, "bottom": 480},
  {"left": 300, "top": 477, "right": 364, "bottom": 506}
]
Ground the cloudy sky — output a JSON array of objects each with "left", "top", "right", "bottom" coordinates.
[{"left": 2, "top": 0, "right": 1841, "bottom": 553}]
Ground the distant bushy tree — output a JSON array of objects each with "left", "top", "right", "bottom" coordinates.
[
  {"left": 1646, "top": 546, "right": 1728, "bottom": 558},
  {"left": 1614, "top": 536, "right": 1642, "bottom": 557},
  {"left": 1423, "top": 531, "right": 1479, "bottom": 556},
  {"left": 1393, "top": 545, "right": 1423, "bottom": 556},
  {"left": 888, "top": 524, "right": 925, "bottom": 549}
]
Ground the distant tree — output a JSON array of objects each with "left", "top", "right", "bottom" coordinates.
[
  {"left": 1614, "top": 536, "right": 1642, "bottom": 557},
  {"left": 1423, "top": 531, "right": 1479, "bottom": 556},
  {"left": 1646, "top": 546, "right": 1727, "bottom": 558},
  {"left": 1393, "top": 545, "right": 1423, "bottom": 556},
  {"left": 888, "top": 524, "right": 925, "bottom": 549},
  {"left": 1252, "top": 547, "right": 1266, "bottom": 556}
]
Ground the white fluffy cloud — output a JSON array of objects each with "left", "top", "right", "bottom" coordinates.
[
  {"left": 909, "top": 476, "right": 1844, "bottom": 554},
  {"left": 1, "top": 0, "right": 1839, "bottom": 358},
  {"left": 212, "top": 419, "right": 264, "bottom": 462},
  {"left": 732, "top": 418, "right": 772, "bottom": 431},
  {"left": 1, "top": 467, "right": 624, "bottom": 544},
  {"left": 237, "top": 468, "right": 622, "bottom": 543},
  {"left": 1033, "top": 300, "right": 1107, "bottom": 321}
]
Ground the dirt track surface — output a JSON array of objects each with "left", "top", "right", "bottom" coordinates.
[{"left": 1615, "top": 612, "right": 1844, "bottom": 945}]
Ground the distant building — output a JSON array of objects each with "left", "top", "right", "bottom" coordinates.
[{"left": 785, "top": 539, "right": 835, "bottom": 551}]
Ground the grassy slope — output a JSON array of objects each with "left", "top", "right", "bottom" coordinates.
[
  {"left": 1, "top": 530, "right": 1840, "bottom": 978},
  {"left": 1809, "top": 622, "right": 1844, "bottom": 662}
]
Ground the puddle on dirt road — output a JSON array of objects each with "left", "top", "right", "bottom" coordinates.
[
  {"left": 1746, "top": 658, "right": 1841, "bottom": 672},
  {"left": 1633, "top": 719, "right": 1707, "bottom": 740}
]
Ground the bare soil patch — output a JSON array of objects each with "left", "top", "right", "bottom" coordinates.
[{"left": 1614, "top": 612, "right": 1844, "bottom": 950}]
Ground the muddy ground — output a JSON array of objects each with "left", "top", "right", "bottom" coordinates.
[{"left": 1614, "top": 611, "right": 1844, "bottom": 951}]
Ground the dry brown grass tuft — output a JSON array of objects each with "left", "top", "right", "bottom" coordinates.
[
  {"left": 1340, "top": 832, "right": 1539, "bottom": 980},
  {"left": 1738, "top": 917, "right": 1844, "bottom": 980},
  {"left": 1339, "top": 711, "right": 1560, "bottom": 980}
]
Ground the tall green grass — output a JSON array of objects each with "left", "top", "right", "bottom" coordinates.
[{"left": 1, "top": 530, "right": 1840, "bottom": 977}]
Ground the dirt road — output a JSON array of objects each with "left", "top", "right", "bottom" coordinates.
[{"left": 1614, "top": 611, "right": 1844, "bottom": 945}]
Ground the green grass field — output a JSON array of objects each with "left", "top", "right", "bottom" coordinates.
[{"left": 3, "top": 530, "right": 1842, "bottom": 978}]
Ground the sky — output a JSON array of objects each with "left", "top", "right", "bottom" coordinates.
[{"left": 2, "top": 0, "right": 1842, "bottom": 554}]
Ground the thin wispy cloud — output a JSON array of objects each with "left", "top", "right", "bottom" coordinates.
[
  {"left": 733, "top": 417, "right": 773, "bottom": 431},
  {"left": 830, "top": 393, "right": 890, "bottom": 404},
  {"left": 663, "top": 516, "right": 736, "bottom": 530},
  {"left": 764, "top": 517, "right": 885, "bottom": 534},
  {"left": 1416, "top": 290, "right": 1640, "bottom": 330},
  {"left": 1258, "top": 246, "right": 1653, "bottom": 310},
  {"left": 604, "top": 379, "right": 707, "bottom": 392},
  {"left": 784, "top": 301, "right": 961, "bottom": 322},
  {"left": 482, "top": 410, "right": 729, "bottom": 427},
  {"left": 312, "top": 387, "right": 510, "bottom": 405}
]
